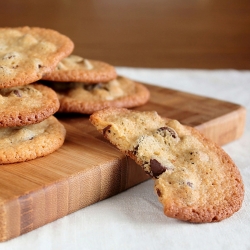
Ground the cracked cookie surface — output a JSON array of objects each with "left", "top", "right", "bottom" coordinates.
[{"left": 90, "top": 108, "right": 244, "bottom": 223}]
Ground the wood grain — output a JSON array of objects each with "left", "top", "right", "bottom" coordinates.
[
  {"left": 0, "top": 83, "right": 246, "bottom": 242},
  {"left": 0, "top": 0, "right": 250, "bottom": 69}
]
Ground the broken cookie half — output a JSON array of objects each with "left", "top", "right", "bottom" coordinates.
[{"left": 90, "top": 107, "right": 244, "bottom": 223}]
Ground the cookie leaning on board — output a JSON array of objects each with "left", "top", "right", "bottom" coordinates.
[{"left": 89, "top": 108, "right": 244, "bottom": 223}]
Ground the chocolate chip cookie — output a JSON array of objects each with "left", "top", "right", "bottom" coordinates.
[
  {"left": 42, "top": 54, "right": 117, "bottom": 83},
  {"left": 0, "top": 83, "right": 60, "bottom": 127},
  {"left": 0, "top": 26, "right": 74, "bottom": 88},
  {"left": 90, "top": 108, "right": 244, "bottom": 223},
  {"left": 0, "top": 116, "right": 66, "bottom": 164},
  {"left": 44, "top": 76, "right": 150, "bottom": 114}
]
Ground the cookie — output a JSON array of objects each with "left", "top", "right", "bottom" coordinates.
[
  {"left": 0, "top": 26, "right": 74, "bottom": 88},
  {"left": 0, "top": 116, "right": 66, "bottom": 164},
  {"left": 89, "top": 108, "right": 244, "bottom": 223},
  {"left": 0, "top": 83, "right": 60, "bottom": 127},
  {"left": 43, "top": 76, "right": 150, "bottom": 114},
  {"left": 42, "top": 55, "right": 117, "bottom": 83}
]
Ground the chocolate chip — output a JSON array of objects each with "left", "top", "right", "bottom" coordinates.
[
  {"left": 103, "top": 125, "right": 112, "bottom": 135},
  {"left": 150, "top": 159, "right": 168, "bottom": 178},
  {"left": 84, "top": 83, "right": 110, "bottom": 92},
  {"left": 157, "top": 126, "right": 178, "bottom": 139},
  {"left": 84, "top": 84, "right": 95, "bottom": 91},
  {"left": 132, "top": 144, "right": 139, "bottom": 155},
  {"left": 156, "top": 188, "right": 162, "bottom": 197},
  {"left": 187, "top": 181, "right": 193, "bottom": 188},
  {"left": 13, "top": 89, "right": 22, "bottom": 97},
  {"left": 84, "top": 83, "right": 103, "bottom": 91}
]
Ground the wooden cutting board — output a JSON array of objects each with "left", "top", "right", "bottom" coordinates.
[{"left": 0, "top": 83, "right": 246, "bottom": 242}]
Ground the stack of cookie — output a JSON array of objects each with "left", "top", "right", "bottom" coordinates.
[
  {"left": 41, "top": 54, "right": 150, "bottom": 114},
  {"left": 0, "top": 26, "right": 74, "bottom": 164},
  {"left": 0, "top": 26, "right": 151, "bottom": 164}
]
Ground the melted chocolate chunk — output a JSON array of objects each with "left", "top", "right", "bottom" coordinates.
[
  {"left": 103, "top": 124, "right": 112, "bottom": 135},
  {"left": 156, "top": 188, "right": 162, "bottom": 197},
  {"left": 150, "top": 159, "right": 168, "bottom": 178},
  {"left": 157, "top": 126, "right": 177, "bottom": 139}
]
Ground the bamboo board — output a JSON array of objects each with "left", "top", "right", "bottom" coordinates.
[{"left": 0, "top": 84, "right": 246, "bottom": 242}]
